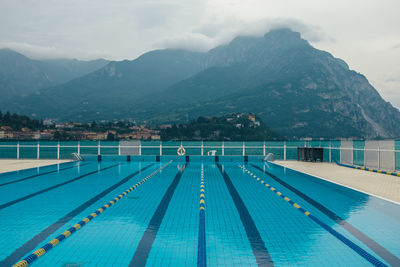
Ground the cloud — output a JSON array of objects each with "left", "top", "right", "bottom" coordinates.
[
  {"left": 385, "top": 75, "right": 400, "bottom": 83},
  {"left": 0, "top": 0, "right": 399, "bottom": 108},
  {"left": 157, "top": 17, "right": 336, "bottom": 52},
  {"left": 0, "top": 41, "right": 112, "bottom": 60},
  {"left": 156, "top": 33, "right": 215, "bottom": 52}
]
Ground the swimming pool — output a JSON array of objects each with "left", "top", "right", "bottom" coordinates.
[{"left": 0, "top": 157, "right": 399, "bottom": 266}]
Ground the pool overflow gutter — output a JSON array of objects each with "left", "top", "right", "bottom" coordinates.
[{"left": 336, "top": 161, "right": 400, "bottom": 177}]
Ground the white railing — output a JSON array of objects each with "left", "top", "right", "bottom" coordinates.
[{"left": 0, "top": 141, "right": 399, "bottom": 171}]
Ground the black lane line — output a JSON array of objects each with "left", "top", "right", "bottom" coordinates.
[
  {"left": 197, "top": 208, "right": 206, "bottom": 267},
  {"left": 0, "top": 162, "right": 91, "bottom": 187},
  {"left": 1, "top": 163, "right": 155, "bottom": 266},
  {"left": 0, "top": 163, "right": 120, "bottom": 211},
  {"left": 251, "top": 164, "right": 400, "bottom": 266},
  {"left": 217, "top": 163, "right": 274, "bottom": 267},
  {"left": 129, "top": 164, "right": 187, "bottom": 267}
]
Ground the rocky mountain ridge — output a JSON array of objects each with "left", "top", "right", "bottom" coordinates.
[{"left": 1, "top": 29, "right": 399, "bottom": 139}]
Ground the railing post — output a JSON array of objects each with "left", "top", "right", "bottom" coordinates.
[
  {"left": 363, "top": 146, "right": 366, "bottom": 167},
  {"left": 98, "top": 140, "right": 100, "bottom": 156},
  {"left": 263, "top": 141, "right": 266, "bottom": 156},
  {"left": 160, "top": 141, "right": 162, "bottom": 156},
  {"left": 283, "top": 141, "right": 286, "bottom": 160},
  {"left": 77, "top": 141, "right": 80, "bottom": 155},
  {"left": 118, "top": 142, "right": 121, "bottom": 156},
  {"left": 378, "top": 145, "right": 380, "bottom": 169},
  {"left": 201, "top": 140, "right": 204, "bottom": 156},
  {"left": 222, "top": 141, "right": 224, "bottom": 156},
  {"left": 37, "top": 142, "right": 40, "bottom": 160},
  {"left": 17, "top": 141, "right": 20, "bottom": 160},
  {"left": 139, "top": 141, "right": 142, "bottom": 156},
  {"left": 57, "top": 141, "right": 60, "bottom": 160},
  {"left": 329, "top": 143, "right": 332, "bottom": 163},
  {"left": 242, "top": 141, "right": 245, "bottom": 156},
  {"left": 393, "top": 143, "right": 396, "bottom": 172},
  {"left": 351, "top": 144, "right": 354, "bottom": 165}
]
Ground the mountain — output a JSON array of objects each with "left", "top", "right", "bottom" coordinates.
[
  {"left": 2, "top": 49, "right": 206, "bottom": 120},
  {"left": 141, "top": 29, "right": 400, "bottom": 138},
  {"left": 0, "top": 48, "right": 108, "bottom": 99},
  {"left": 3, "top": 29, "right": 400, "bottom": 139}
]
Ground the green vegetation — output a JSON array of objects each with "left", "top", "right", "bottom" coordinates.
[
  {"left": 0, "top": 111, "right": 43, "bottom": 131},
  {"left": 160, "top": 113, "right": 281, "bottom": 141}
]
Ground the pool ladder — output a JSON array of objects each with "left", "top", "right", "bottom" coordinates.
[{"left": 71, "top": 153, "right": 83, "bottom": 161}]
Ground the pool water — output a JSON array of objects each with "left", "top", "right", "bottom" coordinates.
[{"left": 0, "top": 158, "right": 399, "bottom": 266}]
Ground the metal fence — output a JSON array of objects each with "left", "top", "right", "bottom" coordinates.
[{"left": 0, "top": 140, "right": 399, "bottom": 171}]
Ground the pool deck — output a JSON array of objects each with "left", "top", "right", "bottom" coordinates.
[
  {"left": 274, "top": 160, "right": 400, "bottom": 204},
  {"left": 0, "top": 160, "right": 71, "bottom": 174}
]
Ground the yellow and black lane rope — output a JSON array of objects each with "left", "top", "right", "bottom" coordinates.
[
  {"left": 238, "top": 164, "right": 387, "bottom": 267},
  {"left": 199, "top": 164, "right": 205, "bottom": 211},
  {"left": 197, "top": 163, "right": 206, "bottom": 267},
  {"left": 13, "top": 160, "right": 173, "bottom": 267}
]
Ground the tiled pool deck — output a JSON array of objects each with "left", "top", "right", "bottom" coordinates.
[
  {"left": 274, "top": 161, "right": 400, "bottom": 204},
  {"left": 0, "top": 160, "right": 71, "bottom": 174}
]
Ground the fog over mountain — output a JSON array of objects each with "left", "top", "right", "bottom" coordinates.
[
  {"left": 0, "top": 49, "right": 108, "bottom": 100},
  {"left": 2, "top": 29, "right": 399, "bottom": 139},
  {"left": 1, "top": 1, "right": 399, "bottom": 109}
]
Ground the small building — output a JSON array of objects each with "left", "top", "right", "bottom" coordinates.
[
  {"left": 248, "top": 114, "right": 256, "bottom": 122},
  {"left": 160, "top": 124, "right": 172, "bottom": 129},
  {"left": 151, "top": 135, "right": 161, "bottom": 140}
]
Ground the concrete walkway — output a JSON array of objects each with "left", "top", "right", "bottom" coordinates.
[
  {"left": 274, "top": 160, "right": 400, "bottom": 204},
  {"left": 0, "top": 160, "right": 71, "bottom": 174}
]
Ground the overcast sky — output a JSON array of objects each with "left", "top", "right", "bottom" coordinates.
[{"left": 1, "top": 0, "right": 399, "bottom": 108}]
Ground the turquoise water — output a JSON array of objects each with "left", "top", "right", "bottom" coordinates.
[{"left": 0, "top": 158, "right": 399, "bottom": 266}]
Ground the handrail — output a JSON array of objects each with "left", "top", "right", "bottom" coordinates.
[
  {"left": 0, "top": 144, "right": 397, "bottom": 152},
  {"left": 0, "top": 141, "right": 399, "bottom": 172}
]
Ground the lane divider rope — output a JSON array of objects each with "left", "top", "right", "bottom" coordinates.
[
  {"left": 13, "top": 160, "right": 173, "bottom": 267},
  {"left": 197, "top": 162, "right": 206, "bottom": 267},
  {"left": 238, "top": 164, "right": 387, "bottom": 267},
  {"left": 335, "top": 161, "right": 400, "bottom": 177}
]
